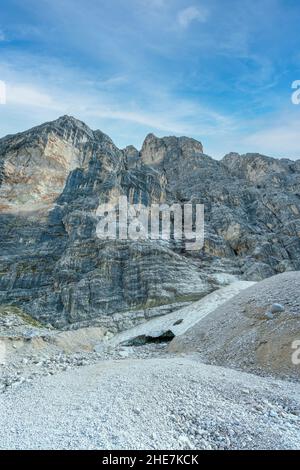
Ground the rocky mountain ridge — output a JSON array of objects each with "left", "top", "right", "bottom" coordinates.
[{"left": 0, "top": 115, "right": 300, "bottom": 328}]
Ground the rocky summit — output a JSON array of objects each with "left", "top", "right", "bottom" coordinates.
[{"left": 0, "top": 115, "right": 300, "bottom": 328}]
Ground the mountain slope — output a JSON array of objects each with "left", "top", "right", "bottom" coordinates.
[{"left": 169, "top": 271, "right": 300, "bottom": 381}]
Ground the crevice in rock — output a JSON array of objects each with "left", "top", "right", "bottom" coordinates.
[{"left": 122, "top": 330, "right": 175, "bottom": 347}]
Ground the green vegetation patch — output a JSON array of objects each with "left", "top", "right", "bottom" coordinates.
[{"left": 0, "top": 305, "right": 43, "bottom": 327}]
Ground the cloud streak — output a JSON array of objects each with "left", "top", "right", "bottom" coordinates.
[
  {"left": 177, "top": 6, "right": 209, "bottom": 29},
  {"left": 243, "top": 114, "right": 300, "bottom": 158}
]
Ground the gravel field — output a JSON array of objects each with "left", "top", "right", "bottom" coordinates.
[
  {"left": 1, "top": 356, "right": 300, "bottom": 450},
  {"left": 170, "top": 272, "right": 300, "bottom": 381},
  {"left": 1, "top": 274, "right": 300, "bottom": 450}
]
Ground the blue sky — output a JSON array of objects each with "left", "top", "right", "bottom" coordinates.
[{"left": 0, "top": 0, "right": 300, "bottom": 158}]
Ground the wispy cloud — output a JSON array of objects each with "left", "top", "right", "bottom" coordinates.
[
  {"left": 0, "top": 52, "right": 237, "bottom": 150},
  {"left": 0, "top": 30, "right": 6, "bottom": 41},
  {"left": 8, "top": 83, "right": 58, "bottom": 109},
  {"left": 243, "top": 114, "right": 300, "bottom": 158},
  {"left": 1, "top": 48, "right": 299, "bottom": 160},
  {"left": 5, "top": 78, "right": 233, "bottom": 136},
  {"left": 177, "top": 6, "right": 209, "bottom": 29}
]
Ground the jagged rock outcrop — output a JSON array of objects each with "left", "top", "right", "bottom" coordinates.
[{"left": 0, "top": 116, "right": 299, "bottom": 327}]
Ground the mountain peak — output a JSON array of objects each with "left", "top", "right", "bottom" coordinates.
[
  {"left": 141, "top": 132, "right": 203, "bottom": 166},
  {"left": 55, "top": 114, "right": 82, "bottom": 124},
  {"left": 47, "top": 115, "right": 94, "bottom": 136}
]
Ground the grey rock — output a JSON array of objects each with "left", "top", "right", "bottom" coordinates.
[
  {"left": 265, "top": 311, "right": 274, "bottom": 320},
  {"left": 271, "top": 303, "right": 285, "bottom": 313}
]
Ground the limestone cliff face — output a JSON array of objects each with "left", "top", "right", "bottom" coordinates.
[
  {"left": 0, "top": 116, "right": 99, "bottom": 212},
  {"left": 0, "top": 116, "right": 299, "bottom": 328}
]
